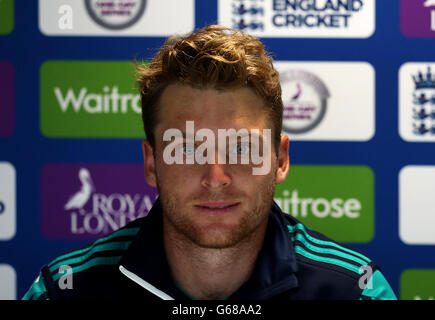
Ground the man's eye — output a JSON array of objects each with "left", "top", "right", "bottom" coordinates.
[
  {"left": 183, "top": 145, "right": 195, "bottom": 155},
  {"left": 235, "top": 145, "right": 249, "bottom": 155}
]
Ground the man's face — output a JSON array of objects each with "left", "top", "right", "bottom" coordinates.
[{"left": 142, "top": 83, "right": 289, "bottom": 249}]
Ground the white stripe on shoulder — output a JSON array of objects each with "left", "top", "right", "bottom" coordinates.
[{"left": 119, "top": 265, "right": 174, "bottom": 300}]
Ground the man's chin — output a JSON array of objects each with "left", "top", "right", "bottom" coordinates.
[
  {"left": 191, "top": 237, "right": 240, "bottom": 249},
  {"left": 186, "top": 225, "right": 252, "bottom": 249}
]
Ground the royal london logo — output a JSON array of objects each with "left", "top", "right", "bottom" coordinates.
[
  {"left": 85, "top": 0, "right": 147, "bottom": 30},
  {"left": 63, "top": 168, "right": 155, "bottom": 235},
  {"left": 280, "top": 69, "right": 330, "bottom": 134},
  {"left": 411, "top": 66, "right": 435, "bottom": 136}
]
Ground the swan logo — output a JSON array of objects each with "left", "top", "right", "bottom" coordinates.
[
  {"left": 0, "top": 61, "right": 14, "bottom": 137},
  {"left": 279, "top": 69, "right": 329, "bottom": 134},
  {"left": 64, "top": 168, "right": 94, "bottom": 211},
  {"left": 41, "top": 164, "right": 158, "bottom": 240},
  {"left": 400, "top": 0, "right": 435, "bottom": 37}
]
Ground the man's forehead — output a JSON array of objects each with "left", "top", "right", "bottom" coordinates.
[
  {"left": 158, "top": 84, "right": 265, "bottom": 112},
  {"left": 155, "top": 84, "right": 271, "bottom": 132}
]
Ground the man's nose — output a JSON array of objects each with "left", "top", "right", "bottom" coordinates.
[{"left": 201, "top": 162, "right": 231, "bottom": 189}]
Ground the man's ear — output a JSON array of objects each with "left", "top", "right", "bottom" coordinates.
[
  {"left": 275, "top": 134, "right": 290, "bottom": 184},
  {"left": 142, "top": 139, "right": 157, "bottom": 188}
]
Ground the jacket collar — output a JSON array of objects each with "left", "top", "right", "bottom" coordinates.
[{"left": 119, "top": 198, "right": 298, "bottom": 300}]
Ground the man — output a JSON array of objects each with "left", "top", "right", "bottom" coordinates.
[{"left": 23, "top": 25, "right": 396, "bottom": 300}]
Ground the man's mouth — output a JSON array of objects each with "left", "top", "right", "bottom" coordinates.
[{"left": 194, "top": 202, "right": 240, "bottom": 213}]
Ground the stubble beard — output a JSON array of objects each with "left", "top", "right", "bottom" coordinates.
[{"left": 157, "top": 170, "right": 277, "bottom": 250}]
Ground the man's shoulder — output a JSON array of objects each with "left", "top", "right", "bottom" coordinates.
[
  {"left": 278, "top": 212, "right": 396, "bottom": 299},
  {"left": 22, "top": 217, "right": 146, "bottom": 300},
  {"left": 284, "top": 214, "right": 372, "bottom": 276},
  {"left": 46, "top": 217, "right": 144, "bottom": 275}
]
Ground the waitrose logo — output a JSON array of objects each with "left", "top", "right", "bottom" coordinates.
[
  {"left": 54, "top": 86, "right": 141, "bottom": 114},
  {"left": 0, "top": 0, "right": 14, "bottom": 35},
  {"left": 401, "top": 269, "right": 435, "bottom": 300},
  {"left": 40, "top": 61, "right": 145, "bottom": 138},
  {"left": 274, "top": 165, "right": 374, "bottom": 243}
]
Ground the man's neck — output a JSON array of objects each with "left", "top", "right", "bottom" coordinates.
[{"left": 163, "top": 218, "right": 268, "bottom": 300}]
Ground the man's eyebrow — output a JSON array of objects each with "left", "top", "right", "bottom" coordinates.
[
  {"left": 161, "top": 128, "right": 267, "bottom": 144},
  {"left": 161, "top": 130, "right": 189, "bottom": 147}
]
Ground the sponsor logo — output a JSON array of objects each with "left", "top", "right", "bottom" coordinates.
[
  {"left": 280, "top": 69, "right": 329, "bottom": 134},
  {"left": 399, "top": 63, "right": 435, "bottom": 141},
  {"left": 85, "top": 0, "right": 147, "bottom": 30},
  {"left": 0, "top": 0, "right": 14, "bottom": 35},
  {"left": 274, "top": 61, "right": 375, "bottom": 141},
  {"left": 0, "top": 264, "right": 16, "bottom": 300},
  {"left": 401, "top": 269, "right": 435, "bottom": 300},
  {"left": 218, "top": 0, "right": 375, "bottom": 38},
  {"left": 41, "top": 164, "right": 158, "bottom": 240},
  {"left": 0, "top": 162, "right": 16, "bottom": 241},
  {"left": 399, "top": 166, "right": 435, "bottom": 244},
  {"left": 400, "top": 0, "right": 435, "bottom": 38},
  {"left": 40, "top": 61, "right": 144, "bottom": 138},
  {"left": 274, "top": 165, "right": 374, "bottom": 243},
  {"left": 39, "top": 0, "right": 194, "bottom": 36},
  {"left": 0, "top": 61, "right": 14, "bottom": 137}
]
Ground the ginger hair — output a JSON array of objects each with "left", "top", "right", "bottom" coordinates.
[{"left": 136, "top": 25, "right": 283, "bottom": 150}]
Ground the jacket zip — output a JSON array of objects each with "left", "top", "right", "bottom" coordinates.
[{"left": 119, "top": 265, "right": 174, "bottom": 300}]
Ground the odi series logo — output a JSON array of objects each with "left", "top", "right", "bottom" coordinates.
[
  {"left": 41, "top": 164, "right": 158, "bottom": 240},
  {"left": 218, "top": 0, "right": 375, "bottom": 38},
  {"left": 39, "top": 0, "right": 194, "bottom": 36},
  {"left": 84, "top": 0, "right": 147, "bottom": 30},
  {"left": 274, "top": 61, "right": 375, "bottom": 141},
  {"left": 280, "top": 69, "right": 329, "bottom": 134}
]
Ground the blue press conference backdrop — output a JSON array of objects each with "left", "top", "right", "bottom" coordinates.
[{"left": 1, "top": 0, "right": 435, "bottom": 299}]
